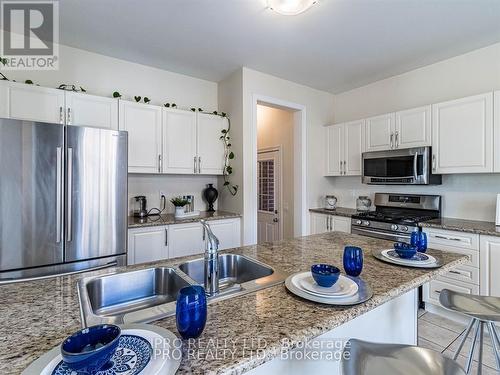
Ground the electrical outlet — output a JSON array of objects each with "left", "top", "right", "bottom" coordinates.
[{"left": 159, "top": 190, "right": 166, "bottom": 203}]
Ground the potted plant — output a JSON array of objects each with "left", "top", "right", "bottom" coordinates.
[{"left": 171, "top": 197, "right": 189, "bottom": 218}]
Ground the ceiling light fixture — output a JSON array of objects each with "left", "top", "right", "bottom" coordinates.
[{"left": 267, "top": 0, "right": 317, "bottom": 16}]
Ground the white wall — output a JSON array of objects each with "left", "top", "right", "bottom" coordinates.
[
  {"left": 257, "top": 104, "right": 294, "bottom": 239},
  {"left": 218, "top": 67, "right": 335, "bottom": 244},
  {"left": 3, "top": 43, "right": 224, "bottom": 215},
  {"left": 329, "top": 43, "right": 500, "bottom": 221}
]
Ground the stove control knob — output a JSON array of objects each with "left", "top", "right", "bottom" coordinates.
[
  {"left": 401, "top": 226, "right": 408, "bottom": 232},
  {"left": 391, "top": 224, "right": 399, "bottom": 231},
  {"left": 362, "top": 221, "right": 370, "bottom": 226},
  {"left": 354, "top": 220, "right": 362, "bottom": 225}
]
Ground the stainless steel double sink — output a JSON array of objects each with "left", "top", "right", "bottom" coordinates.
[{"left": 78, "top": 254, "right": 287, "bottom": 327}]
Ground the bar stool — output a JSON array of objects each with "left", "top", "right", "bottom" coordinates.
[
  {"left": 341, "top": 338, "right": 465, "bottom": 375},
  {"left": 439, "top": 289, "right": 500, "bottom": 374}
]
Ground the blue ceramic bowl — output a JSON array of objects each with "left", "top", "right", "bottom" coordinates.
[
  {"left": 311, "top": 264, "right": 340, "bottom": 287},
  {"left": 61, "top": 324, "right": 121, "bottom": 372},
  {"left": 393, "top": 242, "right": 418, "bottom": 259}
]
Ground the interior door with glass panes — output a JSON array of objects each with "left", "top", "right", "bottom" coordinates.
[{"left": 257, "top": 149, "right": 281, "bottom": 244}]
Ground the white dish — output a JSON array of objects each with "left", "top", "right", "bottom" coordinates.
[
  {"left": 285, "top": 273, "right": 373, "bottom": 306},
  {"left": 292, "top": 272, "right": 358, "bottom": 298},
  {"left": 372, "top": 249, "right": 443, "bottom": 269},
  {"left": 381, "top": 249, "right": 436, "bottom": 265},
  {"left": 22, "top": 324, "right": 181, "bottom": 375}
]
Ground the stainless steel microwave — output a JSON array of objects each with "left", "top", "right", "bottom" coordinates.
[{"left": 362, "top": 147, "right": 442, "bottom": 185}]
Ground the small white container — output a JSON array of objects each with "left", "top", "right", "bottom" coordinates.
[{"left": 175, "top": 206, "right": 185, "bottom": 218}]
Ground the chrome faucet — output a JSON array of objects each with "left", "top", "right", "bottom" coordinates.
[{"left": 200, "top": 219, "right": 220, "bottom": 297}]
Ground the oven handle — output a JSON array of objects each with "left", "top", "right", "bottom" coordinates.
[{"left": 352, "top": 227, "right": 411, "bottom": 240}]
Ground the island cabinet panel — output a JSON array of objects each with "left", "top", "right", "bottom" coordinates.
[
  {"left": 310, "top": 213, "right": 351, "bottom": 234},
  {"left": 246, "top": 289, "right": 418, "bottom": 375},
  {"left": 431, "top": 92, "right": 494, "bottom": 174},
  {"left": 480, "top": 235, "right": 500, "bottom": 297},
  {"left": 119, "top": 100, "right": 162, "bottom": 174},
  {"left": 127, "top": 226, "right": 168, "bottom": 265}
]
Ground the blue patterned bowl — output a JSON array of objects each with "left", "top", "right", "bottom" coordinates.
[
  {"left": 61, "top": 324, "right": 121, "bottom": 373},
  {"left": 393, "top": 242, "right": 418, "bottom": 259},
  {"left": 311, "top": 264, "right": 340, "bottom": 287}
]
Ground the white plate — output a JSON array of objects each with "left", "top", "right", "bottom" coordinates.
[
  {"left": 292, "top": 272, "right": 358, "bottom": 298},
  {"left": 22, "top": 324, "right": 181, "bottom": 375},
  {"left": 381, "top": 249, "right": 436, "bottom": 265},
  {"left": 285, "top": 273, "right": 373, "bottom": 306}
]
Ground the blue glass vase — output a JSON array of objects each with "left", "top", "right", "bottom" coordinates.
[
  {"left": 343, "top": 246, "right": 363, "bottom": 277},
  {"left": 176, "top": 285, "right": 207, "bottom": 339}
]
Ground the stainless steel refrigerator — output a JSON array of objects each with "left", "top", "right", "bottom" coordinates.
[{"left": 0, "top": 118, "right": 127, "bottom": 283}]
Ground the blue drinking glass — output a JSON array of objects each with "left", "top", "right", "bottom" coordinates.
[
  {"left": 176, "top": 285, "right": 207, "bottom": 339},
  {"left": 418, "top": 232, "right": 428, "bottom": 253},
  {"left": 410, "top": 231, "right": 420, "bottom": 248},
  {"left": 343, "top": 246, "right": 363, "bottom": 277}
]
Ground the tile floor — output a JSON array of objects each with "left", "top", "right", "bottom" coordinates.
[{"left": 418, "top": 310, "right": 499, "bottom": 374}]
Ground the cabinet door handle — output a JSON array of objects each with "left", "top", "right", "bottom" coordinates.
[
  {"left": 165, "top": 228, "right": 168, "bottom": 246},
  {"left": 326, "top": 217, "right": 329, "bottom": 231},
  {"left": 339, "top": 160, "right": 342, "bottom": 175},
  {"left": 158, "top": 154, "right": 162, "bottom": 173},
  {"left": 449, "top": 270, "right": 463, "bottom": 275},
  {"left": 390, "top": 133, "right": 394, "bottom": 149},
  {"left": 434, "top": 235, "right": 462, "bottom": 241},
  {"left": 67, "top": 107, "right": 72, "bottom": 125},
  {"left": 395, "top": 131, "right": 399, "bottom": 148},
  {"left": 432, "top": 154, "right": 436, "bottom": 172},
  {"left": 194, "top": 156, "right": 197, "bottom": 173},
  {"left": 434, "top": 290, "right": 441, "bottom": 294},
  {"left": 198, "top": 156, "right": 201, "bottom": 173},
  {"left": 59, "top": 106, "right": 64, "bottom": 124},
  {"left": 343, "top": 161, "right": 347, "bottom": 175},
  {"left": 329, "top": 216, "right": 333, "bottom": 231}
]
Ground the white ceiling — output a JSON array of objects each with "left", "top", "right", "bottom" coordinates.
[{"left": 60, "top": 0, "right": 500, "bottom": 94}]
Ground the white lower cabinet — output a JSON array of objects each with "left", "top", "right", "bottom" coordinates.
[
  {"left": 310, "top": 212, "right": 351, "bottom": 234},
  {"left": 422, "top": 228, "right": 480, "bottom": 309},
  {"left": 127, "top": 226, "right": 168, "bottom": 266},
  {"left": 127, "top": 218, "right": 241, "bottom": 265},
  {"left": 480, "top": 235, "right": 500, "bottom": 297}
]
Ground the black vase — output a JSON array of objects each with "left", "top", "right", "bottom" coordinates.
[{"left": 203, "top": 184, "right": 218, "bottom": 212}]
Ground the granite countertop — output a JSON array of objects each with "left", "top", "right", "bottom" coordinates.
[
  {"left": 128, "top": 210, "right": 241, "bottom": 228},
  {"left": 419, "top": 217, "right": 500, "bottom": 237},
  {"left": 309, "top": 207, "right": 367, "bottom": 217},
  {"left": 1, "top": 232, "right": 466, "bottom": 375}
]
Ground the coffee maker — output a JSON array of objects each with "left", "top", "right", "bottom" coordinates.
[{"left": 133, "top": 196, "right": 148, "bottom": 218}]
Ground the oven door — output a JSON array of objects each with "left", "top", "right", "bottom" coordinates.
[
  {"left": 362, "top": 147, "right": 429, "bottom": 185},
  {"left": 351, "top": 226, "right": 411, "bottom": 243}
]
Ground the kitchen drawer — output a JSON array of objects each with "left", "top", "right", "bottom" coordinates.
[
  {"left": 440, "top": 264, "right": 479, "bottom": 285},
  {"left": 423, "top": 278, "right": 480, "bottom": 306},
  {"left": 424, "top": 243, "right": 478, "bottom": 268},
  {"left": 424, "top": 228, "right": 479, "bottom": 251}
]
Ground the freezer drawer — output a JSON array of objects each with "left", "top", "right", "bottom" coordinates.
[{"left": 65, "top": 126, "right": 128, "bottom": 262}]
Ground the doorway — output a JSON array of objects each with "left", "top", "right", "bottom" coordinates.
[{"left": 256, "top": 104, "right": 295, "bottom": 244}]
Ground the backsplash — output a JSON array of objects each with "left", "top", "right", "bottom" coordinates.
[
  {"left": 320, "top": 174, "right": 500, "bottom": 222},
  {"left": 128, "top": 174, "right": 219, "bottom": 215}
]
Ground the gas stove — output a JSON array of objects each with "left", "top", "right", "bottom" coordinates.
[{"left": 351, "top": 193, "right": 441, "bottom": 243}]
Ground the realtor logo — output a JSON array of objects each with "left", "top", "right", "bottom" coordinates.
[{"left": 1, "top": 0, "right": 59, "bottom": 70}]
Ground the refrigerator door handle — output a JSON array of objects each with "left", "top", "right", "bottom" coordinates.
[
  {"left": 67, "top": 147, "right": 73, "bottom": 242},
  {"left": 56, "top": 147, "right": 63, "bottom": 243}
]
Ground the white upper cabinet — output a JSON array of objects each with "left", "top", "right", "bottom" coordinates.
[
  {"left": 119, "top": 100, "right": 162, "bottom": 174},
  {"left": 325, "top": 120, "right": 364, "bottom": 176},
  {"left": 325, "top": 124, "right": 343, "bottom": 176},
  {"left": 8, "top": 82, "right": 65, "bottom": 124},
  {"left": 365, "top": 113, "right": 394, "bottom": 152},
  {"left": 494, "top": 91, "right": 500, "bottom": 173},
  {"left": 197, "top": 113, "right": 226, "bottom": 175},
  {"left": 162, "top": 108, "right": 197, "bottom": 174},
  {"left": 432, "top": 93, "right": 493, "bottom": 174},
  {"left": 344, "top": 120, "right": 364, "bottom": 175},
  {"left": 65, "top": 92, "right": 118, "bottom": 129},
  {"left": 395, "top": 105, "right": 431, "bottom": 149}
]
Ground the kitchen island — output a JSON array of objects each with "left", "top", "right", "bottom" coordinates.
[{"left": 0, "top": 232, "right": 466, "bottom": 374}]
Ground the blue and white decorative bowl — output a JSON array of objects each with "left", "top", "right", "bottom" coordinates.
[
  {"left": 311, "top": 264, "right": 340, "bottom": 287},
  {"left": 393, "top": 242, "right": 418, "bottom": 259},
  {"left": 60, "top": 324, "right": 121, "bottom": 373}
]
